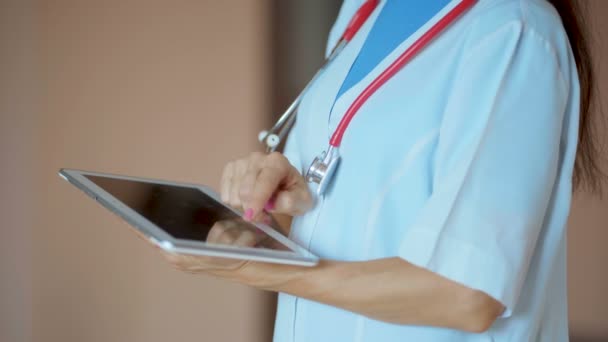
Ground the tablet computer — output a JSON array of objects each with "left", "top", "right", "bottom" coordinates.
[{"left": 59, "top": 169, "right": 319, "bottom": 266}]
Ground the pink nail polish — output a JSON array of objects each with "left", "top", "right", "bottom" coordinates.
[
  {"left": 244, "top": 208, "right": 254, "bottom": 220},
  {"left": 264, "top": 199, "right": 275, "bottom": 211}
]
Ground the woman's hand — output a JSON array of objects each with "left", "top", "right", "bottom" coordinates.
[
  {"left": 162, "top": 219, "right": 261, "bottom": 274},
  {"left": 220, "top": 152, "right": 313, "bottom": 221},
  {"left": 152, "top": 151, "right": 311, "bottom": 277}
]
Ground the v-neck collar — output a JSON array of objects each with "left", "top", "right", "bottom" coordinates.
[{"left": 325, "top": 0, "right": 465, "bottom": 138}]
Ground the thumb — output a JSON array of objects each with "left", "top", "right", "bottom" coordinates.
[{"left": 269, "top": 188, "right": 312, "bottom": 216}]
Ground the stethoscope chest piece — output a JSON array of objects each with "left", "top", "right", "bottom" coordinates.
[{"left": 305, "top": 146, "right": 340, "bottom": 196}]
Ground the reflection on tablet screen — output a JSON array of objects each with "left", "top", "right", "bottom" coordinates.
[{"left": 84, "top": 175, "right": 289, "bottom": 251}]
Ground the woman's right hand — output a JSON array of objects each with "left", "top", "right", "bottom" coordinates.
[{"left": 220, "top": 152, "right": 313, "bottom": 221}]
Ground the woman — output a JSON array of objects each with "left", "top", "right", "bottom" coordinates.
[{"left": 162, "top": 0, "right": 602, "bottom": 340}]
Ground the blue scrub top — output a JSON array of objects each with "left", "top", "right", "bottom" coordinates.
[{"left": 276, "top": 0, "right": 579, "bottom": 341}]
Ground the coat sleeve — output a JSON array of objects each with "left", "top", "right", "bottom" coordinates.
[{"left": 397, "top": 21, "right": 570, "bottom": 316}]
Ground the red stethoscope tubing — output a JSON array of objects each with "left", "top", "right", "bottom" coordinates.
[
  {"left": 341, "top": 0, "right": 380, "bottom": 42},
  {"left": 329, "top": 0, "right": 477, "bottom": 147}
]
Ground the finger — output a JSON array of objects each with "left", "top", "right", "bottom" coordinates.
[
  {"left": 257, "top": 211, "right": 274, "bottom": 225},
  {"left": 242, "top": 152, "right": 289, "bottom": 215},
  {"left": 161, "top": 250, "right": 181, "bottom": 265},
  {"left": 273, "top": 187, "right": 312, "bottom": 215},
  {"left": 206, "top": 222, "right": 229, "bottom": 244},
  {"left": 220, "top": 162, "right": 234, "bottom": 203},
  {"left": 162, "top": 252, "right": 209, "bottom": 273},
  {"left": 239, "top": 154, "right": 265, "bottom": 212},
  {"left": 247, "top": 165, "right": 287, "bottom": 217},
  {"left": 216, "top": 227, "right": 239, "bottom": 245},
  {"left": 232, "top": 229, "right": 257, "bottom": 247},
  {"left": 263, "top": 192, "right": 277, "bottom": 212},
  {"left": 243, "top": 209, "right": 273, "bottom": 225},
  {"left": 228, "top": 159, "right": 248, "bottom": 208}
]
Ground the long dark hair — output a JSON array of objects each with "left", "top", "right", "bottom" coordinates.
[{"left": 548, "top": 0, "right": 604, "bottom": 193}]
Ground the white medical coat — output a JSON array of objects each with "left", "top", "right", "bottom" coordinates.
[{"left": 274, "top": 0, "right": 579, "bottom": 341}]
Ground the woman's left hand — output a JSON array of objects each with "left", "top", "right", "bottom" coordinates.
[{"left": 159, "top": 219, "right": 263, "bottom": 276}]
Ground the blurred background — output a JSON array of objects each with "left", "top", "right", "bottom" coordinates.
[{"left": 1, "top": 1, "right": 606, "bottom": 341}]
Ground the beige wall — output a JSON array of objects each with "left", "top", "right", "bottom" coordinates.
[
  {"left": 0, "top": 1, "right": 36, "bottom": 341},
  {"left": 2, "top": 0, "right": 273, "bottom": 341}
]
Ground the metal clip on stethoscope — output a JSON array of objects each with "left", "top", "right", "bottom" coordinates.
[{"left": 259, "top": 0, "right": 477, "bottom": 196}]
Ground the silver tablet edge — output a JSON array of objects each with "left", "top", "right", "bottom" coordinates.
[{"left": 58, "top": 168, "right": 319, "bottom": 266}]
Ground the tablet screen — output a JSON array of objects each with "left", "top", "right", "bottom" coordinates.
[{"left": 84, "top": 175, "right": 289, "bottom": 251}]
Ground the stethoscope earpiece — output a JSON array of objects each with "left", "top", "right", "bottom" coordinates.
[
  {"left": 258, "top": 131, "right": 282, "bottom": 152},
  {"left": 258, "top": 130, "right": 269, "bottom": 143},
  {"left": 266, "top": 134, "right": 280, "bottom": 149}
]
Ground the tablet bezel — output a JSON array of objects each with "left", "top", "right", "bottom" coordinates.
[{"left": 59, "top": 168, "right": 319, "bottom": 267}]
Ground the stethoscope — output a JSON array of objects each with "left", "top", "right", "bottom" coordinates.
[{"left": 259, "top": 0, "right": 477, "bottom": 195}]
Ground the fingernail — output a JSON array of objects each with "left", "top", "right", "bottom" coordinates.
[
  {"left": 264, "top": 198, "right": 275, "bottom": 211},
  {"left": 243, "top": 208, "right": 254, "bottom": 220}
]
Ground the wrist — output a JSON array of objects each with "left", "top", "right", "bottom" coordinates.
[{"left": 235, "top": 260, "right": 312, "bottom": 293}]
